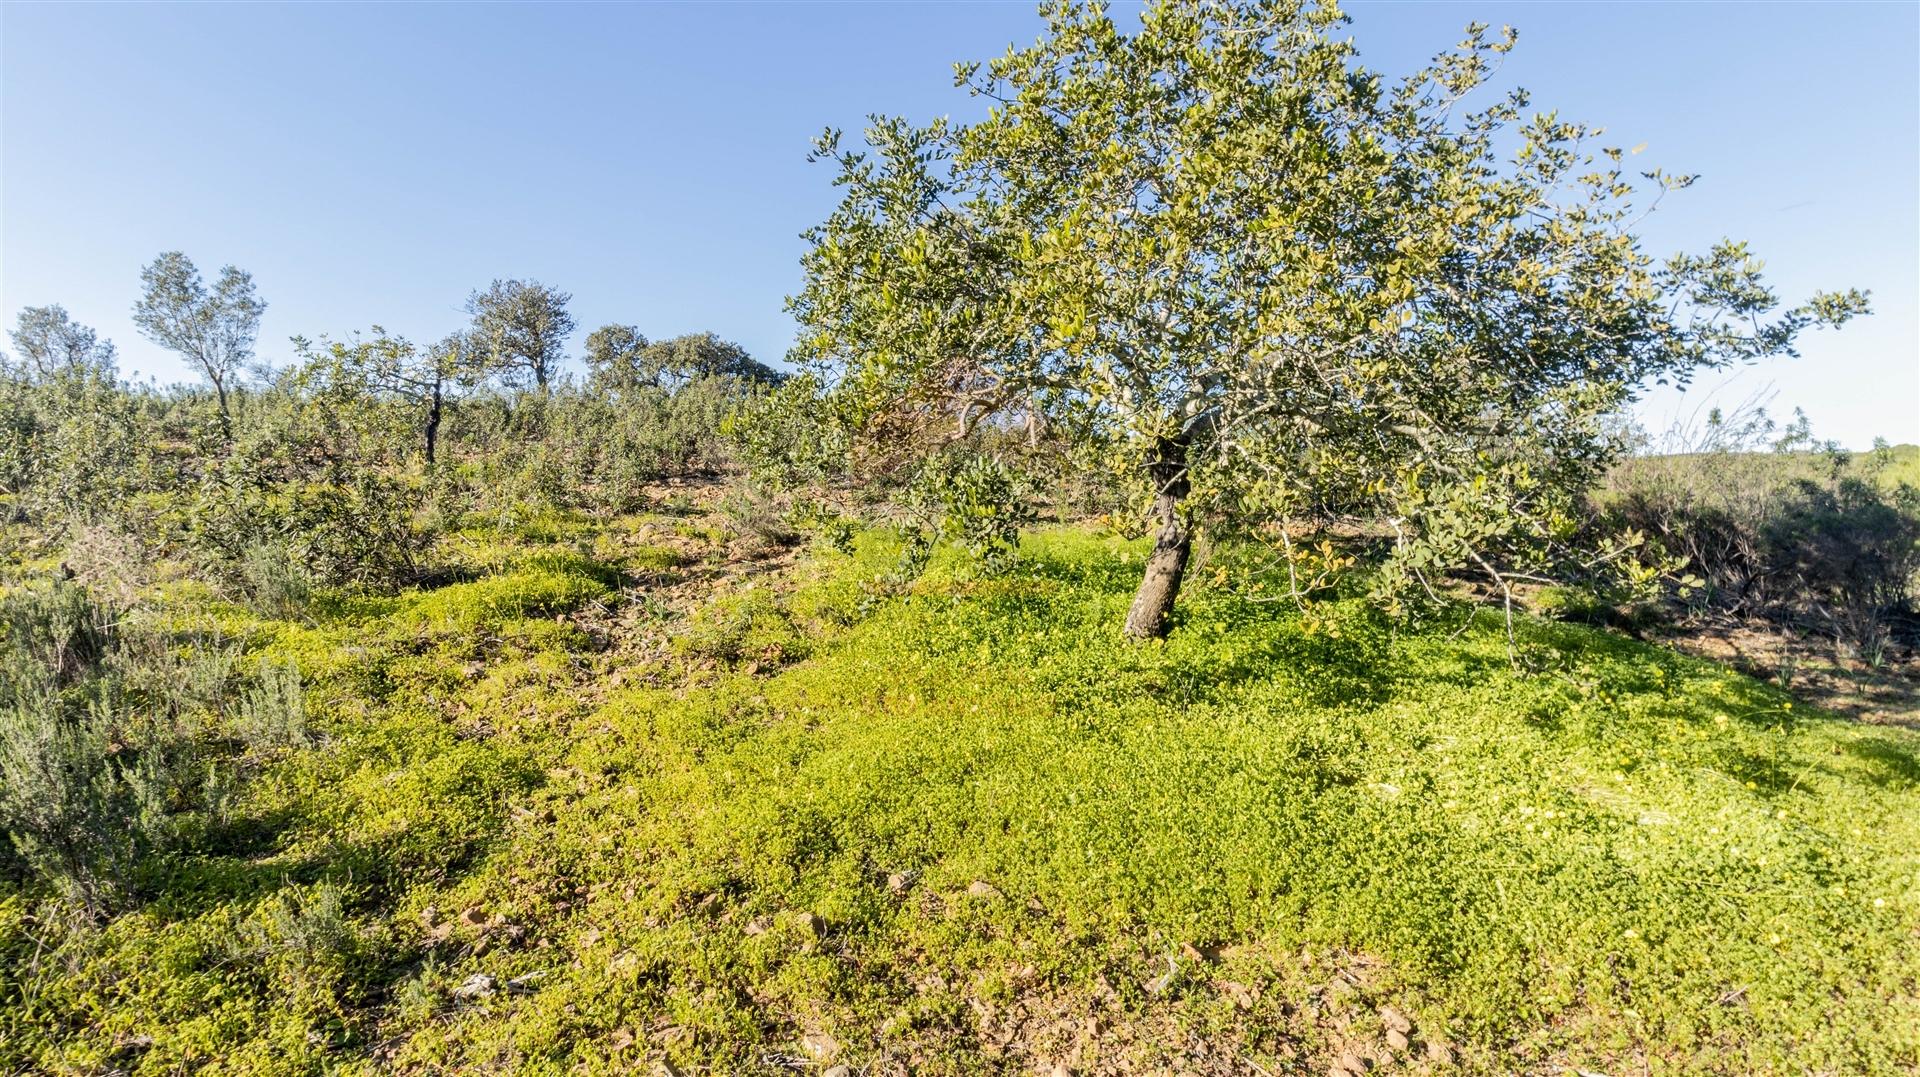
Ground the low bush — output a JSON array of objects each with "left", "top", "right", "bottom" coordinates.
[
  {"left": 1765, "top": 477, "right": 1920, "bottom": 664},
  {"left": 1600, "top": 433, "right": 1920, "bottom": 659},
  {"left": 236, "top": 661, "right": 310, "bottom": 752},
  {"left": 0, "top": 580, "right": 210, "bottom": 916}
]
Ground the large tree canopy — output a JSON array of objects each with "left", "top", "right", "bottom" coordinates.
[
  {"left": 133, "top": 252, "right": 265, "bottom": 429},
  {"left": 7, "top": 306, "right": 118, "bottom": 381},
  {"left": 780, "top": 0, "right": 1867, "bottom": 638},
  {"left": 465, "top": 279, "right": 575, "bottom": 393}
]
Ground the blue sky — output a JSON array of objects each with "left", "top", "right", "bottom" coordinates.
[{"left": 3, "top": 1, "right": 1914, "bottom": 446}]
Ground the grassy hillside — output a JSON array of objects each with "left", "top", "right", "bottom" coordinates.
[
  {"left": 3, "top": 504, "right": 1917, "bottom": 1075},
  {"left": 1608, "top": 442, "right": 1920, "bottom": 496}
]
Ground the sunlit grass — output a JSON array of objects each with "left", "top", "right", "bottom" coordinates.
[{"left": 2, "top": 523, "right": 1915, "bottom": 1074}]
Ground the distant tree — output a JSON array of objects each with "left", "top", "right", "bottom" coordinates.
[
  {"left": 776, "top": 0, "right": 1869, "bottom": 639},
  {"left": 7, "top": 306, "right": 118, "bottom": 380},
  {"left": 293, "top": 328, "right": 468, "bottom": 465},
  {"left": 132, "top": 251, "right": 265, "bottom": 430},
  {"left": 638, "top": 332, "right": 783, "bottom": 390},
  {"left": 583, "top": 324, "right": 650, "bottom": 395},
  {"left": 410, "top": 333, "right": 473, "bottom": 465},
  {"left": 465, "top": 279, "right": 574, "bottom": 393}
]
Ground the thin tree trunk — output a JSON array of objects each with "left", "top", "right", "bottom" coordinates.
[
  {"left": 423, "top": 381, "right": 442, "bottom": 466},
  {"left": 1124, "top": 435, "right": 1192, "bottom": 640},
  {"left": 212, "top": 376, "right": 232, "bottom": 440}
]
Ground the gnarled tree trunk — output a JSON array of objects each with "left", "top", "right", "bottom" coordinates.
[
  {"left": 423, "top": 380, "right": 443, "bottom": 466},
  {"left": 1123, "top": 435, "right": 1191, "bottom": 640}
]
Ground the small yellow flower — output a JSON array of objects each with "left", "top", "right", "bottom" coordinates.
[
  {"left": 1623, "top": 929, "right": 1639, "bottom": 940},
  {"left": 1746, "top": 781, "right": 1757, "bottom": 789},
  {"left": 1768, "top": 934, "right": 1782, "bottom": 945},
  {"left": 1874, "top": 898, "right": 1887, "bottom": 909},
  {"left": 1782, "top": 702, "right": 1792, "bottom": 711},
  {"left": 1775, "top": 809, "right": 1787, "bottom": 820}
]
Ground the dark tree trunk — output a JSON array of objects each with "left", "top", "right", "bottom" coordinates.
[
  {"left": 423, "top": 381, "right": 442, "bottom": 466},
  {"left": 1123, "top": 435, "right": 1192, "bottom": 640}
]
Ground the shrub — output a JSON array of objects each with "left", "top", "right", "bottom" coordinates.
[
  {"left": 0, "top": 690, "right": 150, "bottom": 914},
  {"left": 239, "top": 541, "right": 316, "bottom": 616},
  {"left": 237, "top": 661, "right": 311, "bottom": 752},
  {"left": 1601, "top": 431, "right": 1920, "bottom": 660},
  {"left": 911, "top": 453, "right": 1037, "bottom": 573},
  {"left": 1764, "top": 478, "right": 1920, "bottom": 664},
  {"left": 189, "top": 470, "right": 427, "bottom": 599},
  {"left": 716, "top": 481, "right": 802, "bottom": 548},
  {"left": 0, "top": 582, "right": 165, "bottom": 915},
  {"left": 675, "top": 587, "right": 810, "bottom": 666},
  {"left": 0, "top": 579, "right": 240, "bottom": 916}
]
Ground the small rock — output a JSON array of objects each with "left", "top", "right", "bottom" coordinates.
[
  {"left": 1180, "top": 941, "right": 1217, "bottom": 963},
  {"left": 742, "top": 916, "right": 772, "bottom": 936},
  {"left": 967, "top": 880, "right": 1003, "bottom": 900},
  {"left": 886, "top": 872, "right": 913, "bottom": 894},
  {"left": 1380, "top": 1005, "right": 1412, "bottom": 1033},
  {"left": 452, "top": 973, "right": 496, "bottom": 999},
  {"left": 1047, "top": 1064, "right": 1072, "bottom": 1077},
  {"left": 1385, "top": 1027, "right": 1410, "bottom": 1051},
  {"left": 1425, "top": 1040, "right": 1455, "bottom": 1065},
  {"left": 1218, "top": 980, "right": 1257, "bottom": 1010},
  {"left": 801, "top": 1031, "right": 840, "bottom": 1061},
  {"left": 609, "top": 1027, "right": 635, "bottom": 1050},
  {"left": 1335, "top": 1053, "right": 1372, "bottom": 1074},
  {"left": 458, "top": 906, "right": 489, "bottom": 927},
  {"left": 792, "top": 911, "right": 825, "bottom": 938},
  {"left": 506, "top": 970, "right": 547, "bottom": 995},
  {"left": 822, "top": 1067, "right": 851, "bottom": 1077}
]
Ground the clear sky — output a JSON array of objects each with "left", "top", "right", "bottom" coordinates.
[{"left": 3, "top": 1, "right": 1915, "bottom": 447}]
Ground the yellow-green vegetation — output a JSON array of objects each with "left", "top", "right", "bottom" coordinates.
[{"left": 3, "top": 519, "right": 1915, "bottom": 1075}]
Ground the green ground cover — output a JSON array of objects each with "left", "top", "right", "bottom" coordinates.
[{"left": 2, "top": 522, "right": 1915, "bottom": 1074}]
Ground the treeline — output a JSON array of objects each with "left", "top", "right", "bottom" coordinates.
[{"left": 2, "top": 253, "right": 782, "bottom": 604}]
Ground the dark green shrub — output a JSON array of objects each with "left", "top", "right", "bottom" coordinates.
[
  {"left": 1765, "top": 478, "right": 1920, "bottom": 664},
  {"left": 1602, "top": 436, "right": 1920, "bottom": 660},
  {"left": 188, "top": 469, "right": 426, "bottom": 600},
  {"left": 722, "top": 373, "right": 849, "bottom": 489}
]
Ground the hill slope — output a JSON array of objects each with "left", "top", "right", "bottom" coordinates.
[{"left": 4, "top": 510, "right": 1917, "bottom": 1075}]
